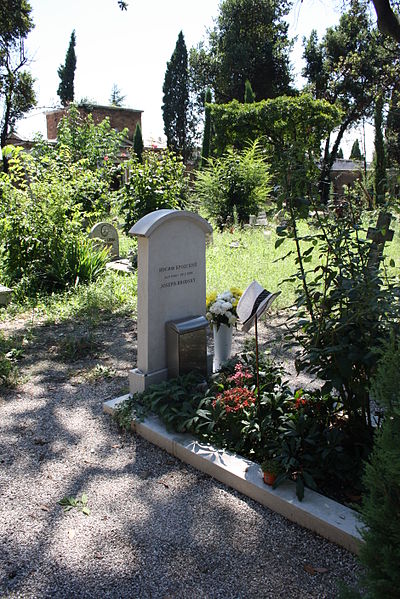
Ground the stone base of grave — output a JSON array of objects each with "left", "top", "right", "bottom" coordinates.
[
  {"left": 106, "top": 258, "right": 135, "bottom": 274},
  {"left": 104, "top": 394, "right": 362, "bottom": 555},
  {"left": 0, "top": 285, "right": 12, "bottom": 306},
  {"left": 129, "top": 367, "right": 169, "bottom": 394}
]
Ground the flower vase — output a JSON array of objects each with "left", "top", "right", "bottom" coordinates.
[{"left": 213, "top": 323, "right": 233, "bottom": 371}]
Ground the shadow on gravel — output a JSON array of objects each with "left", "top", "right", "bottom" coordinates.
[{"left": 0, "top": 314, "right": 356, "bottom": 598}]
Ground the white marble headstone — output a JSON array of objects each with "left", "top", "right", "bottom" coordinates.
[
  {"left": 89, "top": 222, "right": 119, "bottom": 259},
  {"left": 129, "top": 209, "right": 213, "bottom": 393}
]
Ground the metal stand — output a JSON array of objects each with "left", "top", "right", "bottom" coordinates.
[{"left": 255, "top": 313, "right": 260, "bottom": 407}]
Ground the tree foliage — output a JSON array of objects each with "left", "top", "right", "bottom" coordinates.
[
  {"left": 190, "top": 0, "right": 293, "bottom": 104},
  {"left": 0, "top": 0, "right": 36, "bottom": 164},
  {"left": 303, "top": 0, "right": 400, "bottom": 202},
  {"left": 57, "top": 30, "right": 77, "bottom": 106},
  {"left": 119, "top": 150, "right": 188, "bottom": 231},
  {"left": 201, "top": 88, "right": 212, "bottom": 167},
  {"left": 109, "top": 83, "right": 125, "bottom": 106},
  {"left": 209, "top": 94, "right": 342, "bottom": 206},
  {"left": 133, "top": 123, "right": 144, "bottom": 162},
  {"left": 195, "top": 140, "right": 272, "bottom": 227},
  {"left": 162, "top": 31, "right": 192, "bottom": 161},
  {"left": 244, "top": 79, "right": 256, "bottom": 103},
  {"left": 350, "top": 139, "right": 362, "bottom": 160}
]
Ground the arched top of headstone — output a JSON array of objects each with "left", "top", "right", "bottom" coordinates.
[{"left": 129, "top": 210, "right": 212, "bottom": 238}]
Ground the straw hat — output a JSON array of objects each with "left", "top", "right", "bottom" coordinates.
[{"left": 236, "top": 280, "right": 280, "bottom": 333}]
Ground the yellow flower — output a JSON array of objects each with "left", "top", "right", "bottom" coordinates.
[
  {"left": 206, "top": 291, "right": 217, "bottom": 308},
  {"left": 230, "top": 287, "right": 242, "bottom": 299}
]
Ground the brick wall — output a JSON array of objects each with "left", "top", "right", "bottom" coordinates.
[{"left": 46, "top": 105, "right": 142, "bottom": 140}]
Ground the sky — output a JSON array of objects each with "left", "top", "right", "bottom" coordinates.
[{"left": 17, "top": 0, "right": 373, "bottom": 158}]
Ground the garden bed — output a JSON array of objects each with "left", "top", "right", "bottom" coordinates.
[{"left": 104, "top": 394, "right": 361, "bottom": 554}]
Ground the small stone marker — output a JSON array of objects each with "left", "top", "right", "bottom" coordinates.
[
  {"left": 0, "top": 285, "right": 12, "bottom": 306},
  {"left": 129, "top": 209, "right": 213, "bottom": 394},
  {"left": 89, "top": 222, "right": 119, "bottom": 260},
  {"left": 367, "top": 212, "right": 394, "bottom": 268}
]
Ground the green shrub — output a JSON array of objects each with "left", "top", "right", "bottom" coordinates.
[
  {"left": 0, "top": 147, "right": 109, "bottom": 294},
  {"left": 113, "top": 343, "right": 354, "bottom": 501},
  {"left": 277, "top": 201, "right": 400, "bottom": 443},
  {"left": 194, "top": 140, "right": 271, "bottom": 228},
  {"left": 358, "top": 417, "right": 400, "bottom": 598},
  {"left": 344, "top": 332, "right": 400, "bottom": 598},
  {"left": 119, "top": 149, "right": 188, "bottom": 232}
]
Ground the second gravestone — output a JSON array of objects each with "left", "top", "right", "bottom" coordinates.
[
  {"left": 89, "top": 222, "right": 119, "bottom": 259},
  {"left": 129, "top": 209, "right": 213, "bottom": 394}
]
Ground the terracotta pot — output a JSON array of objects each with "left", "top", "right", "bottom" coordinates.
[{"left": 263, "top": 471, "right": 277, "bottom": 486}]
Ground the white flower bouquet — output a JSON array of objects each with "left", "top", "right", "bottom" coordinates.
[{"left": 206, "top": 288, "right": 242, "bottom": 329}]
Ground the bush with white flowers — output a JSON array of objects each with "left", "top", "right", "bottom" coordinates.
[{"left": 206, "top": 288, "right": 242, "bottom": 329}]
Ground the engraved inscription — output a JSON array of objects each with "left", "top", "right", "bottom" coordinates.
[{"left": 159, "top": 261, "right": 198, "bottom": 289}]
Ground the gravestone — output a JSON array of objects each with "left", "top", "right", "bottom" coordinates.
[
  {"left": 0, "top": 285, "right": 12, "bottom": 306},
  {"left": 89, "top": 222, "right": 119, "bottom": 259},
  {"left": 129, "top": 209, "right": 213, "bottom": 394},
  {"left": 366, "top": 211, "right": 394, "bottom": 269}
]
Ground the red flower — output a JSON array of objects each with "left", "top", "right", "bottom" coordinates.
[{"left": 213, "top": 386, "right": 256, "bottom": 414}]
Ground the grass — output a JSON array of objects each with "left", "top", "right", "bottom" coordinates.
[
  {"left": 1, "top": 212, "right": 399, "bottom": 323},
  {"left": 206, "top": 225, "right": 299, "bottom": 309}
]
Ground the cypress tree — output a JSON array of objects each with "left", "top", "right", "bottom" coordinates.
[
  {"left": 57, "top": 30, "right": 77, "bottom": 106},
  {"left": 337, "top": 147, "right": 344, "bottom": 159},
  {"left": 244, "top": 79, "right": 255, "bottom": 103},
  {"left": 162, "top": 31, "right": 190, "bottom": 161},
  {"left": 201, "top": 88, "right": 212, "bottom": 167},
  {"left": 350, "top": 139, "right": 362, "bottom": 161},
  {"left": 133, "top": 123, "right": 144, "bottom": 162}
]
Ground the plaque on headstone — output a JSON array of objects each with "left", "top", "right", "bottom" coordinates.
[
  {"left": 89, "top": 222, "right": 119, "bottom": 259},
  {"left": 129, "top": 209, "right": 213, "bottom": 393}
]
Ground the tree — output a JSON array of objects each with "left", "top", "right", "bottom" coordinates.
[
  {"left": 350, "top": 139, "right": 362, "bottom": 160},
  {"left": 190, "top": 0, "right": 293, "bottom": 104},
  {"left": 133, "top": 123, "right": 144, "bottom": 162},
  {"left": 162, "top": 31, "right": 191, "bottom": 161},
  {"left": 201, "top": 88, "right": 212, "bottom": 166},
  {"left": 374, "top": 95, "right": 387, "bottom": 204},
  {"left": 57, "top": 30, "right": 77, "bottom": 106},
  {"left": 244, "top": 79, "right": 256, "bottom": 103},
  {"left": 385, "top": 83, "right": 400, "bottom": 166},
  {"left": 337, "top": 147, "right": 344, "bottom": 158},
  {"left": 109, "top": 84, "right": 125, "bottom": 106},
  {"left": 0, "top": 0, "right": 36, "bottom": 170},
  {"left": 303, "top": 0, "right": 400, "bottom": 202}
]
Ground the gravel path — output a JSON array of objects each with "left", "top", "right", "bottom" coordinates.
[{"left": 0, "top": 313, "right": 361, "bottom": 598}]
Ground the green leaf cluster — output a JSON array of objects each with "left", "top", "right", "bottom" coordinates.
[
  {"left": 0, "top": 145, "right": 110, "bottom": 295},
  {"left": 58, "top": 493, "right": 90, "bottom": 516},
  {"left": 119, "top": 149, "right": 188, "bottom": 232},
  {"left": 277, "top": 200, "right": 400, "bottom": 438},
  {"left": 195, "top": 140, "right": 272, "bottom": 228},
  {"left": 209, "top": 94, "right": 342, "bottom": 206}
]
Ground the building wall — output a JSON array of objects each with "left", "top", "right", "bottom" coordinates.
[{"left": 46, "top": 105, "right": 142, "bottom": 141}]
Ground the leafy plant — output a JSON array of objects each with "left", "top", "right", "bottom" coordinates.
[
  {"left": 0, "top": 146, "right": 110, "bottom": 295},
  {"left": 58, "top": 493, "right": 90, "bottom": 515},
  {"left": 195, "top": 140, "right": 272, "bottom": 228},
  {"left": 276, "top": 201, "right": 400, "bottom": 437},
  {"left": 119, "top": 149, "right": 188, "bottom": 232}
]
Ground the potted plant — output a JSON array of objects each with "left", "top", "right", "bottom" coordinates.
[{"left": 261, "top": 457, "right": 283, "bottom": 486}]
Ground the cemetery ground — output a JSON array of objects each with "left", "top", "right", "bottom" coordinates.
[
  {"left": 0, "top": 308, "right": 361, "bottom": 598},
  {"left": 1, "top": 222, "right": 399, "bottom": 598}
]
